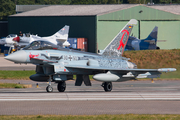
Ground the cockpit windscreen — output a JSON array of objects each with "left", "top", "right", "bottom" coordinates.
[{"left": 23, "top": 41, "right": 60, "bottom": 50}]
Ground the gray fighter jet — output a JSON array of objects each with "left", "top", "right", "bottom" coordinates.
[{"left": 5, "top": 19, "right": 176, "bottom": 92}]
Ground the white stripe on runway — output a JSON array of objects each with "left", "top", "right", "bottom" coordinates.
[{"left": 0, "top": 92, "right": 180, "bottom": 101}]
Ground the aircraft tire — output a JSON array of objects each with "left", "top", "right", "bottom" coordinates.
[
  {"left": 103, "top": 82, "right": 112, "bottom": 92},
  {"left": 156, "top": 46, "right": 160, "bottom": 50},
  {"left": 46, "top": 85, "right": 53, "bottom": 93},
  {"left": 57, "top": 81, "right": 66, "bottom": 92}
]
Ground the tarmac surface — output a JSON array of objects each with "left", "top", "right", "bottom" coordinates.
[{"left": 0, "top": 80, "right": 180, "bottom": 115}]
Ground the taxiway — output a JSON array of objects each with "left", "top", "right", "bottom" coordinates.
[{"left": 0, "top": 80, "right": 180, "bottom": 115}]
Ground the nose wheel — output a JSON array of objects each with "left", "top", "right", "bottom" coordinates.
[
  {"left": 46, "top": 76, "right": 53, "bottom": 93},
  {"left": 46, "top": 85, "right": 53, "bottom": 92}
]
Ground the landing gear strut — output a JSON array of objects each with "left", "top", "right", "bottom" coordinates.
[
  {"left": 57, "top": 81, "right": 66, "bottom": 92},
  {"left": 101, "top": 82, "right": 112, "bottom": 92},
  {"left": 46, "top": 76, "right": 53, "bottom": 93}
]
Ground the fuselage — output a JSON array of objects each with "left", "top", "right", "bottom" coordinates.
[
  {"left": 5, "top": 47, "right": 136, "bottom": 75},
  {"left": 0, "top": 34, "right": 17, "bottom": 46},
  {"left": 126, "top": 36, "right": 157, "bottom": 50}
]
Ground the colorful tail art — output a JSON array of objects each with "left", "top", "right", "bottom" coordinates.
[{"left": 102, "top": 19, "right": 137, "bottom": 57}]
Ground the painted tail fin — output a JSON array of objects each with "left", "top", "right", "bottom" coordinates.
[
  {"left": 102, "top": 19, "right": 138, "bottom": 57},
  {"left": 52, "top": 25, "right": 69, "bottom": 40},
  {"left": 144, "top": 26, "right": 158, "bottom": 43}
]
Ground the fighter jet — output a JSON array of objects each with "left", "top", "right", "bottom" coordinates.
[
  {"left": 0, "top": 34, "right": 17, "bottom": 47},
  {"left": 2, "top": 25, "right": 70, "bottom": 48},
  {"left": 125, "top": 26, "right": 160, "bottom": 50},
  {"left": 5, "top": 19, "right": 176, "bottom": 92}
]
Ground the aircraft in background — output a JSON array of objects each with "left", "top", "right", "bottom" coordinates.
[
  {"left": 13, "top": 25, "right": 70, "bottom": 47},
  {"left": 0, "top": 34, "right": 17, "bottom": 47},
  {"left": 0, "top": 25, "right": 70, "bottom": 50},
  {"left": 5, "top": 19, "right": 176, "bottom": 92},
  {"left": 125, "top": 26, "right": 160, "bottom": 50}
]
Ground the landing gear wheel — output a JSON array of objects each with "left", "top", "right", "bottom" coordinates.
[
  {"left": 46, "top": 85, "right": 53, "bottom": 92},
  {"left": 103, "top": 82, "right": 112, "bottom": 92},
  {"left": 57, "top": 81, "right": 66, "bottom": 92}
]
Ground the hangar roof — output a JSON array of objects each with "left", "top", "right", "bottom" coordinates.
[
  {"left": 16, "top": 5, "right": 49, "bottom": 13},
  {"left": 147, "top": 5, "right": 180, "bottom": 15},
  {"left": 11, "top": 4, "right": 180, "bottom": 17},
  {"left": 11, "top": 5, "right": 138, "bottom": 16}
]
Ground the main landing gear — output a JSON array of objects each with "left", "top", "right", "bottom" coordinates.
[
  {"left": 101, "top": 82, "right": 113, "bottom": 92},
  {"left": 57, "top": 81, "right": 66, "bottom": 92}
]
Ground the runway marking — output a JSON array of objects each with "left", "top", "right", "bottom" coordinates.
[{"left": 0, "top": 92, "right": 180, "bottom": 101}]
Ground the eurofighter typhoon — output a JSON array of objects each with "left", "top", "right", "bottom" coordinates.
[{"left": 5, "top": 19, "right": 176, "bottom": 92}]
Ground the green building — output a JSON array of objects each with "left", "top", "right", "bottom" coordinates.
[{"left": 9, "top": 4, "right": 180, "bottom": 53}]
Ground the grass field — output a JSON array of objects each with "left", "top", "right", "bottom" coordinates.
[
  {"left": 0, "top": 114, "right": 180, "bottom": 120},
  {"left": 0, "top": 82, "right": 26, "bottom": 88},
  {"left": 123, "top": 49, "right": 180, "bottom": 80},
  {"left": 123, "top": 49, "right": 180, "bottom": 69},
  {"left": 0, "top": 49, "right": 179, "bottom": 80}
]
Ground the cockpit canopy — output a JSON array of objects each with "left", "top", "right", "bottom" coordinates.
[
  {"left": 23, "top": 40, "right": 61, "bottom": 50},
  {"left": 7, "top": 34, "right": 17, "bottom": 38}
]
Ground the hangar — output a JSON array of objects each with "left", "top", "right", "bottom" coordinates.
[{"left": 8, "top": 4, "right": 180, "bottom": 53}]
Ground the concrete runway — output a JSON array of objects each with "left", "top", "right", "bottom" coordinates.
[{"left": 0, "top": 80, "right": 180, "bottom": 115}]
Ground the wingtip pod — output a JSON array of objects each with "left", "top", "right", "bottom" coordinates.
[
  {"left": 158, "top": 68, "right": 176, "bottom": 72},
  {"left": 128, "top": 19, "right": 138, "bottom": 25}
]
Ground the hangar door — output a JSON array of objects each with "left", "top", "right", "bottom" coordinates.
[{"left": 140, "top": 21, "right": 180, "bottom": 49}]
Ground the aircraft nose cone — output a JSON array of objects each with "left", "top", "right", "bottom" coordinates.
[
  {"left": 0, "top": 38, "right": 5, "bottom": 45},
  {"left": 4, "top": 50, "right": 27, "bottom": 63}
]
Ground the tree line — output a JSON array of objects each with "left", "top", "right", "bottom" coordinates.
[{"left": 1, "top": 0, "right": 180, "bottom": 21}]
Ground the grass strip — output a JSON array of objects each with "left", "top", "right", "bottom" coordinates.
[
  {"left": 0, "top": 83, "right": 27, "bottom": 88},
  {"left": 0, "top": 114, "right": 180, "bottom": 120},
  {"left": 0, "top": 70, "right": 35, "bottom": 80}
]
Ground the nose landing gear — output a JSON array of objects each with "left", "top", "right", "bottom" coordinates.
[
  {"left": 46, "top": 76, "right": 53, "bottom": 93},
  {"left": 46, "top": 84, "right": 53, "bottom": 92},
  {"left": 45, "top": 76, "right": 67, "bottom": 93}
]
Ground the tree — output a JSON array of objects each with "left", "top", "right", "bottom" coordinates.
[
  {"left": 16, "top": 0, "right": 35, "bottom": 5},
  {"left": 0, "top": 0, "right": 15, "bottom": 21}
]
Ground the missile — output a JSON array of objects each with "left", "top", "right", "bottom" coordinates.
[{"left": 158, "top": 68, "right": 176, "bottom": 72}]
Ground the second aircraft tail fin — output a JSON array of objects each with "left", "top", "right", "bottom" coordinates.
[
  {"left": 102, "top": 19, "right": 137, "bottom": 57},
  {"left": 51, "top": 25, "right": 69, "bottom": 41},
  {"left": 144, "top": 26, "right": 158, "bottom": 42}
]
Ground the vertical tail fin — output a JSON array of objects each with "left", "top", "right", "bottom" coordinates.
[
  {"left": 102, "top": 19, "right": 137, "bottom": 57},
  {"left": 52, "top": 25, "right": 69, "bottom": 40},
  {"left": 145, "top": 26, "right": 158, "bottom": 42}
]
